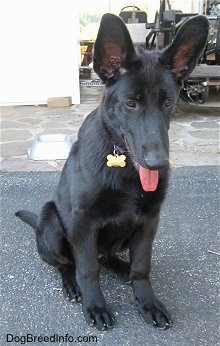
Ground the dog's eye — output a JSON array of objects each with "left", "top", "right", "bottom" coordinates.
[
  {"left": 164, "top": 98, "right": 173, "bottom": 108},
  {"left": 126, "top": 100, "right": 136, "bottom": 108}
]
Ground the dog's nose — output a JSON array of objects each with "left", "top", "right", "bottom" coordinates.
[{"left": 144, "top": 158, "right": 169, "bottom": 170}]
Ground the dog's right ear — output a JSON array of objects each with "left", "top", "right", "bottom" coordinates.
[{"left": 93, "top": 13, "right": 137, "bottom": 82}]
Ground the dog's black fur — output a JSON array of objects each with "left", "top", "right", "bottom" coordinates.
[{"left": 16, "top": 14, "right": 208, "bottom": 331}]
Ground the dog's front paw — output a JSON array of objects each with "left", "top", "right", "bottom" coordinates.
[
  {"left": 137, "top": 298, "right": 172, "bottom": 329},
  {"left": 83, "top": 305, "right": 114, "bottom": 331}
]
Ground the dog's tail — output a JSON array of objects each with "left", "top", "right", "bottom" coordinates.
[{"left": 15, "top": 210, "right": 38, "bottom": 229}]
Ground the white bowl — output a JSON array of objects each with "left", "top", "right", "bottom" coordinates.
[{"left": 28, "top": 134, "right": 73, "bottom": 160}]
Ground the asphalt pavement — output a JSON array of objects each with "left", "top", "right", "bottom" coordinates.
[{"left": 1, "top": 166, "right": 219, "bottom": 345}]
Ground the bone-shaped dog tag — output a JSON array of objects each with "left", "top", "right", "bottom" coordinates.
[{"left": 106, "top": 154, "right": 126, "bottom": 167}]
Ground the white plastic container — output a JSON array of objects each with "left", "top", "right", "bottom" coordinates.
[{"left": 28, "top": 134, "right": 73, "bottom": 160}]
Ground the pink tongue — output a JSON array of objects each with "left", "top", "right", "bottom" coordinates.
[{"left": 139, "top": 165, "right": 159, "bottom": 192}]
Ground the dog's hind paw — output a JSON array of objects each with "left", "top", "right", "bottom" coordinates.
[{"left": 62, "top": 279, "right": 82, "bottom": 303}]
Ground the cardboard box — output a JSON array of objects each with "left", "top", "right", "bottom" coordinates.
[{"left": 47, "top": 96, "right": 72, "bottom": 108}]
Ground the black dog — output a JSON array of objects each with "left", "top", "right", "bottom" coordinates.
[{"left": 16, "top": 14, "right": 208, "bottom": 331}]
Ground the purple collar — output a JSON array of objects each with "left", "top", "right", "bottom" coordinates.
[{"left": 113, "top": 145, "right": 127, "bottom": 155}]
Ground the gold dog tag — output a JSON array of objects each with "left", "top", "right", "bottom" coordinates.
[{"left": 106, "top": 154, "right": 126, "bottom": 167}]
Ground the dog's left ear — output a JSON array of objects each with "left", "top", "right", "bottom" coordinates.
[
  {"left": 93, "top": 13, "right": 137, "bottom": 82},
  {"left": 160, "top": 15, "right": 209, "bottom": 84}
]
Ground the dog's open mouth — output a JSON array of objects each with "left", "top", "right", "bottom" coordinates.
[{"left": 123, "top": 135, "right": 159, "bottom": 192}]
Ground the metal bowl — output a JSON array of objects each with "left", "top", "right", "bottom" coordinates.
[{"left": 28, "top": 134, "right": 73, "bottom": 160}]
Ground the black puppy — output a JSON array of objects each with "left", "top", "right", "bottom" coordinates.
[{"left": 16, "top": 14, "right": 208, "bottom": 331}]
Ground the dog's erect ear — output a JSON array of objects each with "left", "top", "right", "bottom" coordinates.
[
  {"left": 93, "top": 13, "right": 137, "bottom": 82},
  {"left": 160, "top": 15, "right": 209, "bottom": 84}
]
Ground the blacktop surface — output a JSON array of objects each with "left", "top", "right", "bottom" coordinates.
[{"left": 0, "top": 86, "right": 220, "bottom": 345}]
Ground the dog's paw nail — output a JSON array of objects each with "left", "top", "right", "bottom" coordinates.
[
  {"left": 158, "top": 325, "right": 167, "bottom": 330},
  {"left": 125, "top": 280, "right": 132, "bottom": 285},
  {"left": 76, "top": 295, "right": 82, "bottom": 302},
  {"left": 90, "top": 320, "right": 95, "bottom": 327}
]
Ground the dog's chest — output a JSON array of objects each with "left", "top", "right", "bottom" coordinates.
[
  {"left": 96, "top": 190, "right": 150, "bottom": 252},
  {"left": 91, "top": 188, "right": 149, "bottom": 224}
]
